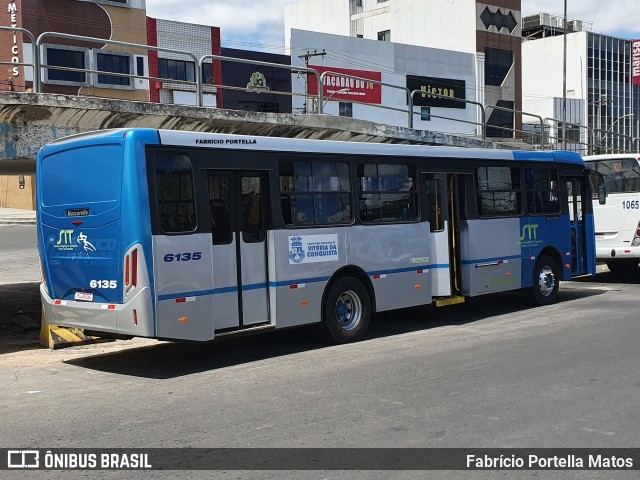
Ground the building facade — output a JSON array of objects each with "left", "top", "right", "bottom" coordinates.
[
  {"left": 146, "top": 17, "right": 221, "bottom": 107},
  {"left": 285, "top": 0, "right": 523, "bottom": 137},
  {"left": 1, "top": 0, "right": 150, "bottom": 100},
  {"left": 220, "top": 47, "right": 292, "bottom": 113},
  {"left": 291, "top": 29, "right": 477, "bottom": 134},
  {"left": 522, "top": 14, "right": 640, "bottom": 152}
]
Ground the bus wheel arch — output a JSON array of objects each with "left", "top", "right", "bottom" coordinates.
[
  {"left": 530, "top": 248, "right": 561, "bottom": 306},
  {"left": 321, "top": 266, "right": 374, "bottom": 343}
]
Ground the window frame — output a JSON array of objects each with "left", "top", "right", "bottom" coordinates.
[
  {"left": 155, "top": 153, "right": 198, "bottom": 235},
  {"left": 93, "top": 49, "right": 134, "bottom": 90},
  {"left": 524, "top": 167, "right": 561, "bottom": 216},
  {"left": 42, "top": 44, "right": 90, "bottom": 87},
  {"left": 89, "top": 0, "right": 131, "bottom": 7},
  {"left": 279, "top": 159, "right": 354, "bottom": 228},
  {"left": 158, "top": 57, "right": 197, "bottom": 83},
  {"left": 475, "top": 165, "right": 523, "bottom": 218},
  {"left": 377, "top": 30, "right": 391, "bottom": 42},
  {"left": 358, "top": 162, "right": 420, "bottom": 225}
]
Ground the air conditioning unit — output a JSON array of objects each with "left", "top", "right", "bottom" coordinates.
[{"left": 569, "top": 20, "right": 583, "bottom": 31}]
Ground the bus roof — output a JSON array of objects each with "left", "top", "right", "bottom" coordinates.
[
  {"left": 39, "top": 128, "right": 585, "bottom": 166},
  {"left": 583, "top": 153, "right": 640, "bottom": 162}
]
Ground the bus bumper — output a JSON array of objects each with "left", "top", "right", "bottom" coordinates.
[
  {"left": 596, "top": 246, "right": 640, "bottom": 260},
  {"left": 40, "top": 283, "right": 155, "bottom": 338}
]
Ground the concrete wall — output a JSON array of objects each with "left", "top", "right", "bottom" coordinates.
[
  {"left": 0, "top": 91, "right": 517, "bottom": 209},
  {"left": 522, "top": 32, "right": 588, "bottom": 125},
  {"left": 284, "top": 0, "right": 351, "bottom": 51},
  {"left": 0, "top": 174, "right": 35, "bottom": 209},
  {"left": 285, "top": 0, "right": 477, "bottom": 54}
]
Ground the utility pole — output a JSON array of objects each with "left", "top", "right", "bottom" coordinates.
[
  {"left": 562, "top": 0, "right": 567, "bottom": 150},
  {"left": 298, "top": 49, "right": 326, "bottom": 113}
]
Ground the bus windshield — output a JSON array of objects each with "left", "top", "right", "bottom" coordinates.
[
  {"left": 40, "top": 145, "right": 123, "bottom": 206},
  {"left": 588, "top": 157, "right": 640, "bottom": 194}
]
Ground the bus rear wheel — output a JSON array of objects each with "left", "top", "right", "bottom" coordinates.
[
  {"left": 530, "top": 255, "right": 559, "bottom": 306},
  {"left": 322, "top": 276, "right": 371, "bottom": 344}
]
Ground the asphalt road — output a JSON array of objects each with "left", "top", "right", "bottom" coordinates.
[
  {"left": 1, "top": 225, "right": 639, "bottom": 478},
  {"left": 0, "top": 273, "right": 639, "bottom": 479}
]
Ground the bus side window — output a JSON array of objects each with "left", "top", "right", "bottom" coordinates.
[
  {"left": 208, "top": 173, "right": 232, "bottom": 244},
  {"left": 425, "top": 176, "right": 443, "bottom": 232},
  {"left": 241, "top": 175, "right": 264, "bottom": 243},
  {"left": 156, "top": 154, "right": 197, "bottom": 233}
]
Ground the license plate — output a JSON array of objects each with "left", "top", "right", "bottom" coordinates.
[{"left": 74, "top": 291, "right": 94, "bottom": 302}]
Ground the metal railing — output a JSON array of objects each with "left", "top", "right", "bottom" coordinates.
[
  {"left": 199, "top": 54, "right": 320, "bottom": 111},
  {"left": 409, "top": 90, "right": 486, "bottom": 139},
  {"left": 485, "top": 105, "right": 546, "bottom": 149},
  {"left": 2, "top": 26, "right": 640, "bottom": 154},
  {"left": 543, "top": 117, "right": 593, "bottom": 155},
  {"left": 0, "top": 26, "right": 37, "bottom": 89}
]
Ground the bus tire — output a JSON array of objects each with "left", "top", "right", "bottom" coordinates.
[
  {"left": 530, "top": 255, "right": 559, "bottom": 306},
  {"left": 322, "top": 276, "right": 371, "bottom": 344}
]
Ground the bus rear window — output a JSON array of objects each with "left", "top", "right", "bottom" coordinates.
[
  {"left": 591, "top": 158, "right": 640, "bottom": 193},
  {"left": 41, "top": 145, "right": 123, "bottom": 206}
]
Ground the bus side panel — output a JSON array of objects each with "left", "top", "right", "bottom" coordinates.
[
  {"left": 269, "top": 228, "right": 341, "bottom": 329},
  {"left": 348, "top": 224, "right": 432, "bottom": 312},
  {"left": 153, "top": 233, "right": 215, "bottom": 341},
  {"left": 429, "top": 220, "right": 453, "bottom": 297},
  {"left": 584, "top": 212, "right": 597, "bottom": 275},
  {"left": 460, "top": 218, "right": 522, "bottom": 296},
  {"left": 522, "top": 215, "right": 573, "bottom": 283}
]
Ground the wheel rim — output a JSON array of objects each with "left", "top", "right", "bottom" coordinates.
[
  {"left": 335, "top": 290, "right": 362, "bottom": 330},
  {"left": 537, "top": 266, "right": 556, "bottom": 297}
]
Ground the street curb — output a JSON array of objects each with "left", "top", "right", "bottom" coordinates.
[{"left": 0, "top": 220, "right": 37, "bottom": 226}]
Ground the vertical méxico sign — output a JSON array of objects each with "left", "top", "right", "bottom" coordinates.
[
  {"left": 632, "top": 40, "right": 640, "bottom": 86},
  {"left": 6, "top": 0, "right": 20, "bottom": 78}
]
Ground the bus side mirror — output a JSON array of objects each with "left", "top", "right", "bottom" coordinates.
[{"left": 598, "top": 184, "right": 606, "bottom": 205}]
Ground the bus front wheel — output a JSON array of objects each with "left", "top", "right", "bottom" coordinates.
[
  {"left": 322, "top": 276, "right": 371, "bottom": 344},
  {"left": 530, "top": 255, "right": 560, "bottom": 306}
]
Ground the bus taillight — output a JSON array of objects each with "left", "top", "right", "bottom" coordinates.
[
  {"left": 131, "top": 249, "right": 138, "bottom": 287},
  {"left": 633, "top": 222, "right": 640, "bottom": 246},
  {"left": 124, "top": 248, "right": 138, "bottom": 296},
  {"left": 125, "top": 255, "right": 130, "bottom": 287}
]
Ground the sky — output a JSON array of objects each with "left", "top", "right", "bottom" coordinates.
[{"left": 145, "top": 0, "right": 640, "bottom": 54}]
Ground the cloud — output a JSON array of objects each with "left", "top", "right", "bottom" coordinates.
[
  {"left": 521, "top": 0, "right": 640, "bottom": 37},
  {"left": 146, "top": 0, "right": 291, "bottom": 51},
  {"left": 145, "top": 0, "right": 640, "bottom": 53}
]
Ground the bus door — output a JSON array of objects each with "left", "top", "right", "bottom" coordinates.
[
  {"left": 565, "top": 176, "right": 588, "bottom": 275},
  {"left": 207, "top": 171, "right": 270, "bottom": 330},
  {"left": 424, "top": 173, "right": 462, "bottom": 298}
]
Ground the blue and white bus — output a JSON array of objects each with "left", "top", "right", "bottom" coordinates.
[{"left": 37, "top": 129, "right": 597, "bottom": 343}]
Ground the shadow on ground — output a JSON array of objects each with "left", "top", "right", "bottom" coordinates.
[
  {"left": 0, "top": 282, "right": 42, "bottom": 354},
  {"left": 63, "top": 283, "right": 607, "bottom": 380}
]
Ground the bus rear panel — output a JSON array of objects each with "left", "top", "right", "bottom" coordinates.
[{"left": 38, "top": 129, "right": 157, "bottom": 338}]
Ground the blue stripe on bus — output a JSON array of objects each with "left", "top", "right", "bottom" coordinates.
[
  {"left": 159, "top": 265, "right": 458, "bottom": 300},
  {"left": 242, "top": 282, "right": 268, "bottom": 291},
  {"left": 269, "top": 276, "right": 331, "bottom": 288},
  {"left": 461, "top": 255, "right": 523, "bottom": 265},
  {"left": 368, "top": 265, "right": 432, "bottom": 276},
  {"left": 158, "top": 286, "right": 236, "bottom": 301}
]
